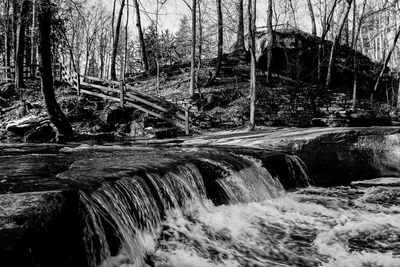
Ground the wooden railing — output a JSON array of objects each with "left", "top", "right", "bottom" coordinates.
[{"left": 61, "top": 67, "right": 190, "bottom": 134}]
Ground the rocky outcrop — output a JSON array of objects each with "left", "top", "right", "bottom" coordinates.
[
  {"left": 0, "top": 83, "right": 16, "bottom": 99},
  {"left": 5, "top": 116, "right": 57, "bottom": 142},
  {"left": 185, "top": 127, "right": 400, "bottom": 186},
  {"left": 255, "top": 28, "right": 392, "bottom": 99}
]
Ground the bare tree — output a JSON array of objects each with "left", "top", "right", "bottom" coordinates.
[
  {"left": 265, "top": 0, "right": 274, "bottom": 84},
  {"left": 15, "top": 0, "right": 30, "bottom": 90},
  {"left": 352, "top": 0, "right": 367, "bottom": 109},
  {"left": 248, "top": 0, "right": 256, "bottom": 131},
  {"left": 235, "top": 0, "right": 245, "bottom": 51},
  {"left": 31, "top": 0, "right": 38, "bottom": 76},
  {"left": 325, "top": 0, "right": 353, "bottom": 89},
  {"left": 371, "top": 26, "right": 400, "bottom": 100},
  {"left": 133, "top": 0, "right": 149, "bottom": 73},
  {"left": 110, "top": 0, "right": 125, "bottom": 81},
  {"left": 3, "top": 0, "right": 11, "bottom": 77},
  {"left": 215, "top": 0, "right": 223, "bottom": 76},
  {"left": 38, "top": 0, "right": 73, "bottom": 141},
  {"left": 317, "top": 0, "right": 339, "bottom": 85},
  {"left": 306, "top": 0, "right": 317, "bottom": 35},
  {"left": 190, "top": 0, "right": 196, "bottom": 97}
]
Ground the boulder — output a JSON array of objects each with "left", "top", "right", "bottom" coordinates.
[
  {"left": 339, "top": 109, "right": 392, "bottom": 126},
  {"left": 311, "top": 118, "right": 349, "bottom": 127},
  {"left": 0, "top": 83, "right": 16, "bottom": 99},
  {"left": 130, "top": 121, "right": 146, "bottom": 137},
  {"left": 100, "top": 105, "right": 135, "bottom": 126},
  {"left": 24, "top": 121, "right": 56, "bottom": 143},
  {"left": 6, "top": 116, "right": 44, "bottom": 135}
]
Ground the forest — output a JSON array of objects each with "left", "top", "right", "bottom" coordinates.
[{"left": 1, "top": 0, "right": 400, "bottom": 142}]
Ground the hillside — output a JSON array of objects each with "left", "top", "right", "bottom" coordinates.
[{"left": 0, "top": 30, "right": 399, "bottom": 143}]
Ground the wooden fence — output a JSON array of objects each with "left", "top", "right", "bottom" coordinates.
[
  {"left": 0, "top": 64, "right": 62, "bottom": 82},
  {"left": 61, "top": 67, "right": 190, "bottom": 134}
]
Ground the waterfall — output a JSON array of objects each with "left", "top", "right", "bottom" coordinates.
[{"left": 69, "top": 147, "right": 311, "bottom": 266}]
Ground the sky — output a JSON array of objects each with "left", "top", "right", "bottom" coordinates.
[{"left": 97, "top": 0, "right": 311, "bottom": 38}]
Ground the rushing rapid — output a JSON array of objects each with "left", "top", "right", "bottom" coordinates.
[
  {"left": 151, "top": 186, "right": 400, "bottom": 267},
  {"left": 62, "top": 146, "right": 399, "bottom": 267},
  {"left": 1, "top": 144, "right": 399, "bottom": 267}
]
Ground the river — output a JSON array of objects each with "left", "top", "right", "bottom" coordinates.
[{"left": 0, "top": 143, "right": 399, "bottom": 267}]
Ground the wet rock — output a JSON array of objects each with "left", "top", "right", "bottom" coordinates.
[
  {"left": 24, "top": 121, "right": 56, "bottom": 143},
  {"left": 311, "top": 118, "right": 349, "bottom": 127},
  {"left": 130, "top": 121, "right": 146, "bottom": 137},
  {"left": 0, "top": 83, "right": 16, "bottom": 99},
  {"left": 352, "top": 177, "right": 400, "bottom": 187},
  {"left": 0, "top": 191, "right": 88, "bottom": 267},
  {"left": 337, "top": 109, "right": 392, "bottom": 126},
  {"left": 6, "top": 116, "right": 44, "bottom": 135},
  {"left": 100, "top": 105, "right": 134, "bottom": 126}
]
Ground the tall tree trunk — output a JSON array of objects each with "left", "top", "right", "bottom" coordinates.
[
  {"left": 317, "top": 0, "right": 339, "bottom": 85},
  {"left": 248, "top": 0, "right": 257, "bottom": 131},
  {"left": 215, "top": 0, "right": 223, "bottom": 76},
  {"left": 110, "top": 0, "right": 125, "bottom": 81},
  {"left": 372, "top": 27, "right": 400, "bottom": 100},
  {"left": 350, "top": 0, "right": 356, "bottom": 48},
  {"left": 288, "top": 0, "right": 297, "bottom": 28},
  {"left": 265, "top": 0, "right": 274, "bottom": 84},
  {"left": 190, "top": 0, "right": 197, "bottom": 97},
  {"left": 235, "top": 0, "right": 245, "bottom": 51},
  {"left": 123, "top": 0, "right": 129, "bottom": 82},
  {"left": 15, "top": 0, "right": 30, "bottom": 90},
  {"left": 38, "top": 0, "right": 73, "bottom": 141},
  {"left": 4, "top": 0, "right": 11, "bottom": 76},
  {"left": 352, "top": 0, "right": 367, "bottom": 109},
  {"left": 197, "top": 0, "right": 203, "bottom": 70},
  {"left": 133, "top": 0, "right": 149, "bottom": 73},
  {"left": 306, "top": 0, "right": 317, "bottom": 35},
  {"left": 12, "top": 1, "right": 18, "bottom": 66},
  {"left": 397, "top": 79, "right": 400, "bottom": 109},
  {"left": 31, "top": 0, "right": 37, "bottom": 77},
  {"left": 325, "top": 0, "right": 353, "bottom": 89}
]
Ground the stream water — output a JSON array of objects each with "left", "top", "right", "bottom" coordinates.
[
  {"left": 150, "top": 186, "right": 400, "bottom": 267},
  {"left": 1, "top": 144, "right": 399, "bottom": 267}
]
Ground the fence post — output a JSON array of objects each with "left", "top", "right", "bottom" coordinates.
[
  {"left": 120, "top": 81, "right": 125, "bottom": 108},
  {"left": 185, "top": 104, "right": 190, "bottom": 135},
  {"left": 76, "top": 73, "right": 81, "bottom": 96}
]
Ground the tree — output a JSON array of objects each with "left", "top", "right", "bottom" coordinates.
[
  {"left": 371, "top": 26, "right": 400, "bottom": 100},
  {"left": 110, "top": 0, "right": 125, "bottom": 81},
  {"left": 190, "top": 0, "right": 196, "bottom": 97},
  {"left": 215, "top": 0, "right": 223, "bottom": 76},
  {"left": 317, "top": 0, "right": 339, "bottom": 85},
  {"left": 325, "top": 0, "right": 353, "bottom": 89},
  {"left": 31, "top": 0, "right": 38, "bottom": 76},
  {"left": 3, "top": 0, "right": 11, "bottom": 78},
  {"left": 133, "top": 0, "right": 149, "bottom": 73},
  {"left": 306, "top": 0, "right": 317, "bottom": 35},
  {"left": 235, "top": 0, "right": 245, "bottom": 51},
  {"left": 352, "top": 0, "right": 367, "bottom": 109},
  {"left": 265, "top": 0, "right": 274, "bottom": 84},
  {"left": 38, "top": 0, "right": 73, "bottom": 141},
  {"left": 15, "top": 0, "right": 30, "bottom": 90},
  {"left": 248, "top": 0, "right": 256, "bottom": 131}
]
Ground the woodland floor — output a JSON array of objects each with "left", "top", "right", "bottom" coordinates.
[{"left": 0, "top": 62, "right": 396, "bottom": 143}]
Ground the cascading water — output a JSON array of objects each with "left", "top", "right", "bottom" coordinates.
[
  {"left": 72, "top": 148, "right": 292, "bottom": 266},
  {"left": 3, "top": 144, "right": 398, "bottom": 267}
]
